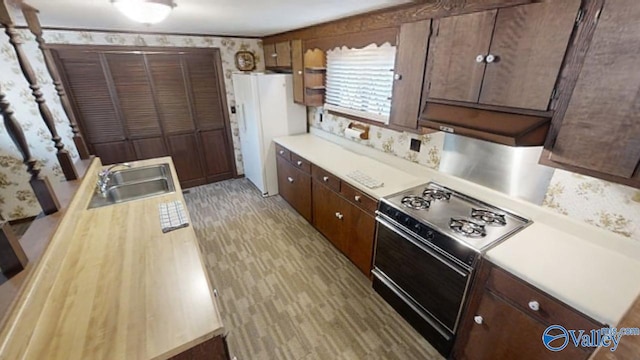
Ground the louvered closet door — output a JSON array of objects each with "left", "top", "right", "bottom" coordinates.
[
  {"left": 54, "top": 47, "right": 236, "bottom": 186},
  {"left": 106, "top": 54, "right": 162, "bottom": 139},
  {"left": 146, "top": 54, "right": 204, "bottom": 186},
  {"left": 185, "top": 53, "right": 234, "bottom": 181},
  {"left": 55, "top": 50, "right": 135, "bottom": 164}
]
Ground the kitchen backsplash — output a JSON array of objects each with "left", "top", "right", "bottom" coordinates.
[
  {"left": 0, "top": 29, "right": 263, "bottom": 220},
  {"left": 308, "top": 107, "right": 640, "bottom": 242}
]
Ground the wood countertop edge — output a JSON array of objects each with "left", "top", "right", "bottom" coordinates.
[
  {"left": 0, "top": 157, "right": 225, "bottom": 359},
  {"left": 0, "top": 157, "right": 102, "bottom": 356}
]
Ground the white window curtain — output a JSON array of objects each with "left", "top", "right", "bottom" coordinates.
[{"left": 324, "top": 43, "right": 396, "bottom": 125}]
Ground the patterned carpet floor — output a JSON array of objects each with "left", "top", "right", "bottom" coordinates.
[{"left": 184, "top": 178, "right": 442, "bottom": 360}]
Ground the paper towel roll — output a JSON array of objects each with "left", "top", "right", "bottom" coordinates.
[{"left": 345, "top": 127, "right": 365, "bottom": 139}]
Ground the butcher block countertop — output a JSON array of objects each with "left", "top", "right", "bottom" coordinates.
[
  {"left": 0, "top": 157, "right": 223, "bottom": 360},
  {"left": 276, "top": 130, "right": 640, "bottom": 327}
]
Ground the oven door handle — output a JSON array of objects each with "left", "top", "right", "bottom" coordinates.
[{"left": 376, "top": 216, "right": 470, "bottom": 277}]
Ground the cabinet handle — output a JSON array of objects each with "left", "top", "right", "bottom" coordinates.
[
  {"left": 474, "top": 315, "right": 483, "bottom": 325},
  {"left": 485, "top": 54, "right": 496, "bottom": 63},
  {"left": 394, "top": 73, "right": 402, "bottom": 81},
  {"left": 279, "top": 150, "right": 285, "bottom": 155},
  {"left": 322, "top": 176, "right": 329, "bottom": 182},
  {"left": 354, "top": 195, "right": 361, "bottom": 202},
  {"left": 475, "top": 54, "right": 485, "bottom": 63},
  {"left": 335, "top": 212, "right": 344, "bottom": 220},
  {"left": 297, "top": 160, "right": 303, "bottom": 166},
  {"left": 271, "top": 53, "right": 278, "bottom": 58},
  {"left": 528, "top": 301, "right": 540, "bottom": 311},
  {"left": 297, "top": 70, "right": 303, "bottom": 75},
  {"left": 213, "top": 288, "right": 219, "bottom": 298},
  {"left": 287, "top": 176, "right": 294, "bottom": 183}
]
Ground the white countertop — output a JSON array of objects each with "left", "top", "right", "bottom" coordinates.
[
  {"left": 274, "top": 133, "right": 425, "bottom": 199},
  {"left": 275, "top": 130, "right": 640, "bottom": 326}
]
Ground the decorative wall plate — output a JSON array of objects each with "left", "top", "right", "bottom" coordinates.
[{"left": 235, "top": 51, "right": 256, "bottom": 71}]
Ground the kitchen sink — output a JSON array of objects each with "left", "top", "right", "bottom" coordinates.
[
  {"left": 88, "top": 163, "right": 176, "bottom": 209},
  {"left": 110, "top": 164, "right": 170, "bottom": 185}
]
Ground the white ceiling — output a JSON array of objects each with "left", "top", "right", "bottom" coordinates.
[{"left": 10, "top": 0, "right": 412, "bottom": 37}]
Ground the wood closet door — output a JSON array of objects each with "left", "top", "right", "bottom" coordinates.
[
  {"left": 54, "top": 47, "right": 236, "bottom": 187},
  {"left": 185, "top": 54, "right": 234, "bottom": 182},
  {"left": 54, "top": 50, "right": 134, "bottom": 163},
  {"left": 146, "top": 54, "right": 205, "bottom": 186},
  {"left": 105, "top": 53, "right": 162, "bottom": 139}
]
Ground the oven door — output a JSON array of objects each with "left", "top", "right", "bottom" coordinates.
[{"left": 373, "top": 215, "right": 471, "bottom": 333}]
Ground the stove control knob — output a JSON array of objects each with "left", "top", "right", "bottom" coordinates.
[
  {"left": 474, "top": 316, "right": 483, "bottom": 325},
  {"left": 394, "top": 211, "right": 401, "bottom": 218},
  {"left": 414, "top": 224, "right": 421, "bottom": 231}
]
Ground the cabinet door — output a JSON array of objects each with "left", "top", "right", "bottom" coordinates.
[
  {"left": 132, "top": 137, "right": 168, "bottom": 160},
  {"left": 312, "top": 180, "right": 348, "bottom": 253},
  {"left": 275, "top": 41, "right": 292, "bottom": 67},
  {"left": 479, "top": 0, "right": 580, "bottom": 110},
  {"left": 549, "top": 0, "right": 640, "bottom": 181},
  {"left": 167, "top": 133, "right": 206, "bottom": 188},
  {"left": 264, "top": 43, "right": 277, "bottom": 67},
  {"left": 185, "top": 54, "right": 227, "bottom": 131},
  {"left": 105, "top": 53, "right": 161, "bottom": 139},
  {"left": 93, "top": 141, "right": 136, "bottom": 165},
  {"left": 277, "top": 157, "right": 312, "bottom": 222},
  {"left": 54, "top": 51, "right": 124, "bottom": 145},
  {"left": 428, "top": 10, "right": 496, "bottom": 103},
  {"left": 200, "top": 129, "right": 234, "bottom": 182},
  {"left": 146, "top": 54, "right": 196, "bottom": 134},
  {"left": 460, "top": 290, "right": 589, "bottom": 360},
  {"left": 346, "top": 205, "right": 375, "bottom": 276},
  {"left": 291, "top": 40, "right": 305, "bottom": 104},
  {"left": 389, "top": 20, "right": 431, "bottom": 130}
]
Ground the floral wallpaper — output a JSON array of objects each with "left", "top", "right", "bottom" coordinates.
[
  {"left": 308, "top": 107, "right": 445, "bottom": 169},
  {"left": 0, "top": 29, "right": 263, "bottom": 221},
  {"left": 309, "top": 107, "right": 640, "bottom": 242}
]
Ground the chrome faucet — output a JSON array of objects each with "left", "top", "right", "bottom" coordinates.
[{"left": 96, "top": 162, "right": 130, "bottom": 195}]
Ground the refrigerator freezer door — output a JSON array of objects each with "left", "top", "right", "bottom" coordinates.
[{"left": 233, "top": 73, "right": 267, "bottom": 194}]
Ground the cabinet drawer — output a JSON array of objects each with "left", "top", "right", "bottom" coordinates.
[
  {"left": 275, "top": 144, "right": 291, "bottom": 161},
  {"left": 311, "top": 165, "right": 340, "bottom": 192},
  {"left": 277, "top": 156, "right": 312, "bottom": 222},
  {"left": 290, "top": 152, "right": 311, "bottom": 174},
  {"left": 341, "top": 182, "right": 378, "bottom": 216},
  {"left": 487, "top": 266, "right": 603, "bottom": 330}
]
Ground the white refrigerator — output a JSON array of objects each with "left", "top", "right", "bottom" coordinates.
[{"left": 232, "top": 73, "right": 306, "bottom": 196}]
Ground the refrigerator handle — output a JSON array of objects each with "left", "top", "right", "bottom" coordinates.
[{"left": 239, "top": 103, "right": 247, "bottom": 133}]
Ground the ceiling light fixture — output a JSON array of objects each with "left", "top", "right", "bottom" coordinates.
[{"left": 111, "top": 0, "right": 176, "bottom": 25}]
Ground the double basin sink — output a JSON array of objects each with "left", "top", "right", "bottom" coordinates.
[{"left": 88, "top": 163, "right": 176, "bottom": 209}]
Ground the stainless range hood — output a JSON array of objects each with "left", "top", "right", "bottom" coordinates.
[{"left": 420, "top": 101, "right": 552, "bottom": 147}]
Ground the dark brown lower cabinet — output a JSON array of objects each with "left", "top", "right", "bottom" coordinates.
[
  {"left": 346, "top": 205, "right": 375, "bottom": 275},
  {"left": 169, "top": 335, "right": 230, "bottom": 360},
  {"left": 453, "top": 261, "right": 603, "bottom": 360},
  {"left": 312, "top": 180, "right": 349, "bottom": 254},
  {"left": 276, "top": 146, "right": 377, "bottom": 277},
  {"left": 276, "top": 156, "right": 312, "bottom": 222}
]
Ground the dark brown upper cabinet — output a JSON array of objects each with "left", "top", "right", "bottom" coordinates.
[
  {"left": 291, "top": 39, "right": 305, "bottom": 104},
  {"left": 264, "top": 41, "right": 292, "bottom": 68},
  {"left": 388, "top": 20, "right": 431, "bottom": 131},
  {"left": 542, "top": 0, "right": 640, "bottom": 189},
  {"left": 426, "top": 0, "right": 580, "bottom": 111}
]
